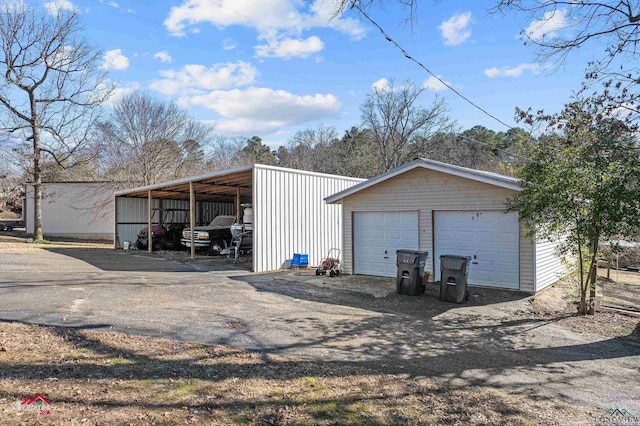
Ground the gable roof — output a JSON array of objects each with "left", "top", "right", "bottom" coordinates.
[{"left": 325, "top": 158, "right": 521, "bottom": 204}]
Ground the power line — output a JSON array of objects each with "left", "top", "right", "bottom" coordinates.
[
  {"left": 351, "top": 2, "right": 514, "bottom": 130},
  {"left": 91, "top": 0, "right": 522, "bottom": 144},
  {"left": 458, "top": 135, "right": 532, "bottom": 162}
]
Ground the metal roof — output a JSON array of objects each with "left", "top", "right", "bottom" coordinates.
[
  {"left": 115, "top": 163, "right": 364, "bottom": 202},
  {"left": 325, "top": 158, "right": 522, "bottom": 204},
  {"left": 114, "top": 164, "right": 254, "bottom": 202}
]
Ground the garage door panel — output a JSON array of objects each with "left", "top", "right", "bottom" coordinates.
[
  {"left": 477, "top": 231, "right": 495, "bottom": 243},
  {"left": 435, "top": 211, "right": 519, "bottom": 289},
  {"left": 354, "top": 211, "right": 419, "bottom": 277}
]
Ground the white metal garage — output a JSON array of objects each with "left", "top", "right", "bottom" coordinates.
[
  {"left": 434, "top": 211, "right": 519, "bottom": 289},
  {"left": 353, "top": 211, "right": 418, "bottom": 277},
  {"left": 326, "top": 158, "right": 570, "bottom": 293}
]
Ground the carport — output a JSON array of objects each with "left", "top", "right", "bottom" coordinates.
[{"left": 114, "top": 164, "right": 363, "bottom": 272}]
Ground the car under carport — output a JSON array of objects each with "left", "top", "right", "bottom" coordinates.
[{"left": 114, "top": 163, "right": 364, "bottom": 273}]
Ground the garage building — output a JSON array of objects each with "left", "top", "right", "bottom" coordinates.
[
  {"left": 115, "top": 163, "right": 364, "bottom": 272},
  {"left": 25, "top": 182, "right": 113, "bottom": 240},
  {"left": 325, "top": 158, "right": 567, "bottom": 293}
]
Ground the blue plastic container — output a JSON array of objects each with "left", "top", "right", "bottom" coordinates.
[{"left": 291, "top": 253, "right": 309, "bottom": 267}]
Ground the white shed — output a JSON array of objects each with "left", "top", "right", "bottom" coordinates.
[
  {"left": 114, "top": 164, "right": 364, "bottom": 273},
  {"left": 25, "top": 182, "right": 113, "bottom": 240},
  {"left": 325, "top": 159, "right": 568, "bottom": 293}
]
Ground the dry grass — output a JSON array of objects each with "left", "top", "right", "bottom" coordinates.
[
  {"left": 0, "top": 211, "right": 20, "bottom": 219},
  {"left": 0, "top": 322, "right": 596, "bottom": 425}
]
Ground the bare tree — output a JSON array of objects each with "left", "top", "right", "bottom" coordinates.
[
  {"left": 0, "top": 158, "right": 22, "bottom": 214},
  {"left": 0, "top": 3, "right": 111, "bottom": 240},
  {"left": 492, "top": 1, "right": 640, "bottom": 86},
  {"left": 207, "top": 135, "right": 245, "bottom": 170},
  {"left": 284, "top": 124, "right": 339, "bottom": 172},
  {"left": 361, "top": 79, "right": 453, "bottom": 172},
  {"left": 333, "top": 0, "right": 418, "bottom": 23},
  {"left": 96, "top": 91, "right": 214, "bottom": 189}
]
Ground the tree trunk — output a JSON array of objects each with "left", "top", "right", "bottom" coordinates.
[
  {"left": 587, "top": 238, "right": 599, "bottom": 315},
  {"left": 30, "top": 94, "right": 43, "bottom": 241},
  {"left": 577, "top": 242, "right": 588, "bottom": 314},
  {"left": 587, "top": 263, "right": 597, "bottom": 315}
]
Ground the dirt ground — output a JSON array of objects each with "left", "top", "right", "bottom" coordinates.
[
  {"left": 532, "top": 272, "right": 640, "bottom": 342},
  {"left": 0, "top": 322, "right": 597, "bottom": 425},
  {"left": 1, "top": 240, "right": 639, "bottom": 425}
]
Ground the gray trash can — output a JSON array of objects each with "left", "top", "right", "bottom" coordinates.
[
  {"left": 439, "top": 255, "right": 471, "bottom": 303},
  {"left": 396, "top": 250, "right": 429, "bottom": 296}
]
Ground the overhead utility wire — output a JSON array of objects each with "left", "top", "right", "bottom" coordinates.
[
  {"left": 458, "top": 135, "right": 531, "bottom": 162},
  {"left": 91, "top": 0, "right": 532, "bottom": 160},
  {"left": 351, "top": 2, "right": 514, "bottom": 130}
]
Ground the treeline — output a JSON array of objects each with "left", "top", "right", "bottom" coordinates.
[
  {"left": 23, "top": 85, "right": 535, "bottom": 189},
  {"left": 240, "top": 125, "right": 531, "bottom": 179}
]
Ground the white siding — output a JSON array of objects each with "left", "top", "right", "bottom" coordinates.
[
  {"left": 253, "top": 165, "right": 363, "bottom": 273},
  {"left": 26, "top": 183, "right": 113, "bottom": 240},
  {"left": 341, "top": 167, "right": 537, "bottom": 292},
  {"left": 535, "top": 236, "right": 569, "bottom": 291}
]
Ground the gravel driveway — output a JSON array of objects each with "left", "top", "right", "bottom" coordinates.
[{"left": 1, "top": 244, "right": 639, "bottom": 414}]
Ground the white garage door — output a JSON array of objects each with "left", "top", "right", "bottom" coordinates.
[
  {"left": 434, "top": 211, "right": 519, "bottom": 289},
  {"left": 354, "top": 211, "right": 419, "bottom": 277}
]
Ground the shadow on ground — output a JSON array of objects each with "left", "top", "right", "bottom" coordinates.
[
  {"left": 43, "top": 247, "right": 247, "bottom": 273},
  {"left": 0, "top": 319, "right": 601, "bottom": 424}
]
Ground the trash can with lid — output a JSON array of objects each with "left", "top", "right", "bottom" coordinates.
[
  {"left": 396, "top": 250, "right": 429, "bottom": 296},
  {"left": 439, "top": 255, "right": 471, "bottom": 303}
]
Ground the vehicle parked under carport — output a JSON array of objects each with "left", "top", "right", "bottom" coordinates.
[
  {"left": 135, "top": 208, "right": 188, "bottom": 251},
  {"left": 180, "top": 215, "right": 236, "bottom": 255}
]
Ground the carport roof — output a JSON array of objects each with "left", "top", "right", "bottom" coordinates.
[
  {"left": 325, "top": 158, "right": 522, "bottom": 204},
  {"left": 114, "top": 164, "right": 254, "bottom": 201}
]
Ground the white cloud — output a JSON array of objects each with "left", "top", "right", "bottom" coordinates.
[
  {"left": 164, "top": 0, "right": 365, "bottom": 38},
  {"left": 422, "top": 75, "right": 450, "bottom": 92},
  {"left": 153, "top": 51, "right": 173, "bottom": 63},
  {"left": 222, "top": 38, "right": 237, "bottom": 50},
  {"left": 179, "top": 87, "right": 341, "bottom": 135},
  {"left": 102, "top": 49, "right": 129, "bottom": 71},
  {"left": 255, "top": 36, "right": 324, "bottom": 59},
  {"left": 97, "top": 0, "right": 134, "bottom": 14},
  {"left": 102, "top": 81, "right": 140, "bottom": 107},
  {"left": 185, "top": 87, "right": 340, "bottom": 121},
  {"left": 439, "top": 12, "right": 472, "bottom": 46},
  {"left": 372, "top": 78, "right": 390, "bottom": 91},
  {"left": 524, "top": 9, "right": 567, "bottom": 41},
  {"left": 484, "top": 63, "right": 541, "bottom": 78},
  {"left": 44, "top": 0, "right": 77, "bottom": 15},
  {"left": 214, "top": 118, "right": 285, "bottom": 136},
  {"left": 163, "top": 0, "right": 366, "bottom": 51},
  {"left": 149, "top": 61, "right": 258, "bottom": 96},
  {"left": 306, "top": 0, "right": 366, "bottom": 40}
]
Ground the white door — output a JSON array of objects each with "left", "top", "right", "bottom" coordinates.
[
  {"left": 434, "top": 211, "right": 519, "bottom": 289},
  {"left": 353, "top": 211, "right": 419, "bottom": 277}
]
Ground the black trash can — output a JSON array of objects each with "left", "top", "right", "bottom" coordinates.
[
  {"left": 396, "top": 250, "right": 429, "bottom": 296},
  {"left": 439, "top": 255, "right": 471, "bottom": 303}
]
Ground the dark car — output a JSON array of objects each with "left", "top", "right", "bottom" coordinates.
[{"left": 180, "top": 215, "right": 236, "bottom": 255}]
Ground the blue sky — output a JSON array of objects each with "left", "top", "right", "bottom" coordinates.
[{"left": 33, "top": 0, "right": 591, "bottom": 147}]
